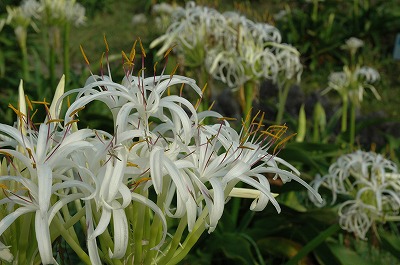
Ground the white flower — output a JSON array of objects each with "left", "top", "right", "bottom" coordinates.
[
  {"left": 310, "top": 150, "right": 400, "bottom": 239},
  {"left": 342, "top": 37, "right": 364, "bottom": 55}
]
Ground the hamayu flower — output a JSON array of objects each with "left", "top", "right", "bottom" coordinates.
[
  {"left": 0, "top": 76, "right": 98, "bottom": 263},
  {"left": 151, "top": 2, "right": 302, "bottom": 89},
  {"left": 324, "top": 64, "right": 380, "bottom": 106},
  {"left": 63, "top": 41, "right": 321, "bottom": 263},
  {"left": 342, "top": 37, "right": 364, "bottom": 56},
  {"left": 310, "top": 150, "right": 400, "bottom": 239}
]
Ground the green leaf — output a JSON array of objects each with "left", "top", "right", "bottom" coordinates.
[
  {"left": 328, "top": 242, "right": 374, "bottom": 265},
  {"left": 214, "top": 233, "right": 256, "bottom": 265},
  {"left": 285, "top": 223, "right": 341, "bottom": 265}
]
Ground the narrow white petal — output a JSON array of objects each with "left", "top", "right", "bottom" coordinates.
[
  {"left": 35, "top": 210, "right": 54, "bottom": 264},
  {"left": 0, "top": 207, "right": 34, "bottom": 236},
  {"left": 108, "top": 202, "right": 128, "bottom": 259},
  {"left": 89, "top": 208, "right": 112, "bottom": 240},
  {"left": 85, "top": 202, "right": 102, "bottom": 265},
  {"left": 37, "top": 164, "right": 53, "bottom": 215},
  {"left": 207, "top": 178, "right": 225, "bottom": 233},
  {"left": 150, "top": 146, "right": 164, "bottom": 194}
]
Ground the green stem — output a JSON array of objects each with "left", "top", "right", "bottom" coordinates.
[
  {"left": 165, "top": 214, "right": 207, "bottom": 265},
  {"left": 243, "top": 81, "right": 255, "bottom": 126},
  {"left": 125, "top": 203, "right": 135, "bottom": 265},
  {"left": 349, "top": 102, "right": 356, "bottom": 147},
  {"left": 143, "top": 188, "right": 168, "bottom": 264},
  {"left": 341, "top": 96, "right": 348, "bottom": 133},
  {"left": 134, "top": 190, "right": 146, "bottom": 265},
  {"left": 53, "top": 216, "right": 91, "bottom": 265},
  {"left": 157, "top": 215, "right": 188, "bottom": 264},
  {"left": 17, "top": 212, "right": 33, "bottom": 264},
  {"left": 276, "top": 81, "right": 291, "bottom": 125},
  {"left": 20, "top": 42, "right": 29, "bottom": 82},
  {"left": 63, "top": 23, "right": 70, "bottom": 89}
]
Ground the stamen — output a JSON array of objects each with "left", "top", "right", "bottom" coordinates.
[
  {"left": 127, "top": 162, "right": 139, "bottom": 168},
  {"left": 103, "top": 34, "right": 109, "bottom": 53},
  {"left": 69, "top": 106, "right": 85, "bottom": 117},
  {"left": 46, "top": 119, "right": 64, "bottom": 125},
  {"left": 25, "top": 95, "right": 33, "bottom": 111},
  {"left": 80, "top": 45, "right": 90, "bottom": 65},
  {"left": 130, "top": 176, "right": 151, "bottom": 191}
]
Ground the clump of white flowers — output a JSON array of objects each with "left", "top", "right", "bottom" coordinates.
[
  {"left": 0, "top": 39, "right": 321, "bottom": 264},
  {"left": 150, "top": 1, "right": 302, "bottom": 89},
  {"left": 310, "top": 150, "right": 400, "bottom": 239}
]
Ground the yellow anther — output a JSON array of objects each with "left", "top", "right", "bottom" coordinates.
[
  {"left": 208, "top": 101, "right": 215, "bottom": 111},
  {"left": 0, "top": 184, "right": 8, "bottom": 190},
  {"left": 128, "top": 139, "right": 147, "bottom": 151},
  {"left": 8, "top": 103, "right": 25, "bottom": 117},
  {"left": 80, "top": 45, "right": 90, "bottom": 65},
  {"left": 179, "top": 83, "right": 184, "bottom": 96},
  {"left": 131, "top": 177, "right": 151, "bottom": 190},
  {"left": 127, "top": 162, "right": 139, "bottom": 168},
  {"left": 130, "top": 39, "right": 138, "bottom": 61},
  {"left": 137, "top": 68, "right": 146, "bottom": 78},
  {"left": 238, "top": 145, "right": 255, "bottom": 150},
  {"left": 217, "top": 117, "right": 237, "bottom": 121},
  {"left": 164, "top": 44, "right": 177, "bottom": 58},
  {"left": 30, "top": 99, "right": 49, "bottom": 105},
  {"left": 31, "top": 109, "right": 38, "bottom": 120},
  {"left": 273, "top": 133, "right": 296, "bottom": 154},
  {"left": 103, "top": 34, "right": 109, "bottom": 52},
  {"left": 25, "top": 148, "right": 34, "bottom": 158},
  {"left": 69, "top": 106, "right": 85, "bottom": 117},
  {"left": 65, "top": 119, "right": 79, "bottom": 127},
  {"left": 45, "top": 119, "right": 64, "bottom": 125},
  {"left": 0, "top": 150, "right": 12, "bottom": 157},
  {"left": 169, "top": 63, "right": 179, "bottom": 78},
  {"left": 139, "top": 37, "right": 146, "bottom": 58},
  {"left": 25, "top": 95, "right": 33, "bottom": 111},
  {"left": 153, "top": 61, "right": 158, "bottom": 73}
]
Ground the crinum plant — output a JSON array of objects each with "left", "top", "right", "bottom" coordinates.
[
  {"left": 0, "top": 38, "right": 322, "bottom": 264},
  {"left": 323, "top": 37, "right": 381, "bottom": 146},
  {"left": 150, "top": 1, "right": 303, "bottom": 124},
  {"left": 309, "top": 150, "right": 400, "bottom": 240}
]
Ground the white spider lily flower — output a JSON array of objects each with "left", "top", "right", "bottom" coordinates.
[
  {"left": 324, "top": 65, "right": 381, "bottom": 106},
  {"left": 150, "top": 2, "right": 298, "bottom": 89},
  {"left": 342, "top": 37, "right": 364, "bottom": 55},
  {"left": 338, "top": 200, "right": 376, "bottom": 240},
  {"left": 0, "top": 80, "right": 97, "bottom": 264},
  {"left": 310, "top": 150, "right": 399, "bottom": 239}
]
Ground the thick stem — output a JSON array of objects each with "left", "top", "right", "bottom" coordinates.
[
  {"left": 53, "top": 216, "right": 91, "bottom": 265},
  {"left": 17, "top": 212, "right": 33, "bottom": 264},
  {"left": 349, "top": 102, "right": 356, "bottom": 147},
  {"left": 341, "top": 96, "right": 348, "bottom": 133},
  {"left": 63, "top": 23, "right": 70, "bottom": 89},
  {"left": 165, "top": 214, "right": 207, "bottom": 265},
  {"left": 133, "top": 191, "right": 146, "bottom": 265},
  {"left": 276, "top": 81, "right": 291, "bottom": 125},
  {"left": 156, "top": 215, "right": 188, "bottom": 264}
]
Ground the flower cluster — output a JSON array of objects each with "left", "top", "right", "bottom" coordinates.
[
  {"left": 1, "top": 0, "right": 86, "bottom": 30},
  {"left": 150, "top": 2, "right": 302, "bottom": 89},
  {"left": 310, "top": 150, "right": 400, "bottom": 239},
  {"left": 0, "top": 41, "right": 321, "bottom": 264},
  {"left": 324, "top": 37, "right": 381, "bottom": 106}
]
